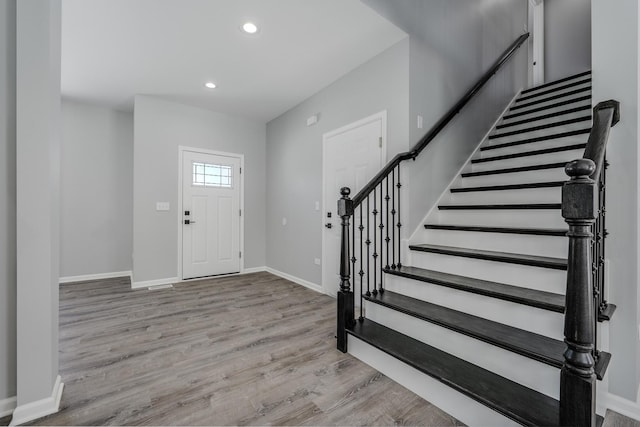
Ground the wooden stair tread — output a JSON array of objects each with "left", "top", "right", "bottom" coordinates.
[
  {"left": 462, "top": 162, "right": 566, "bottom": 178},
  {"left": 384, "top": 265, "right": 565, "bottom": 312},
  {"left": 365, "top": 290, "right": 565, "bottom": 367},
  {"left": 409, "top": 244, "right": 567, "bottom": 270},
  {"left": 510, "top": 86, "right": 591, "bottom": 111},
  {"left": 348, "top": 319, "right": 563, "bottom": 426},
  {"left": 520, "top": 70, "right": 590, "bottom": 95},
  {"left": 489, "top": 116, "right": 591, "bottom": 140},
  {"left": 517, "top": 78, "right": 591, "bottom": 103},
  {"left": 482, "top": 128, "right": 591, "bottom": 151},
  {"left": 497, "top": 105, "right": 591, "bottom": 129},
  {"left": 438, "top": 203, "right": 561, "bottom": 210},
  {"left": 424, "top": 224, "right": 567, "bottom": 237},
  {"left": 472, "top": 143, "right": 586, "bottom": 164},
  {"left": 503, "top": 95, "right": 592, "bottom": 120},
  {"left": 451, "top": 181, "right": 565, "bottom": 192}
]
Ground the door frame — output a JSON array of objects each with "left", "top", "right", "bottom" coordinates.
[
  {"left": 528, "top": 0, "right": 545, "bottom": 86},
  {"left": 321, "top": 110, "right": 387, "bottom": 296},
  {"left": 177, "top": 146, "right": 245, "bottom": 281}
]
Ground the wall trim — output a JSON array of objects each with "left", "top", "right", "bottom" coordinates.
[
  {"left": 0, "top": 396, "right": 16, "bottom": 418},
  {"left": 131, "top": 277, "right": 178, "bottom": 290},
  {"left": 242, "top": 266, "right": 267, "bottom": 274},
  {"left": 59, "top": 270, "right": 132, "bottom": 284},
  {"left": 265, "top": 267, "right": 324, "bottom": 295},
  {"left": 9, "top": 376, "right": 63, "bottom": 426},
  {"left": 604, "top": 392, "right": 640, "bottom": 422}
]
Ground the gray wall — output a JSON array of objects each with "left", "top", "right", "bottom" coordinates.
[
  {"left": 266, "top": 39, "right": 410, "bottom": 286},
  {"left": 133, "top": 96, "right": 266, "bottom": 284},
  {"left": 60, "top": 101, "right": 133, "bottom": 278},
  {"left": 592, "top": 0, "right": 640, "bottom": 403},
  {"left": 0, "top": 0, "right": 16, "bottom": 404},
  {"left": 364, "top": 0, "right": 528, "bottom": 234},
  {"left": 545, "top": 0, "right": 591, "bottom": 82}
]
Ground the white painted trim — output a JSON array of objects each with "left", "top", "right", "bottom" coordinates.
[
  {"left": 321, "top": 111, "right": 387, "bottom": 295},
  {"left": 177, "top": 146, "right": 245, "bottom": 281},
  {"left": 59, "top": 270, "right": 132, "bottom": 284},
  {"left": 408, "top": 91, "right": 523, "bottom": 244},
  {"left": 0, "top": 396, "right": 16, "bottom": 418},
  {"left": 265, "top": 267, "right": 324, "bottom": 295},
  {"left": 528, "top": 0, "right": 544, "bottom": 86},
  {"left": 603, "top": 393, "right": 640, "bottom": 422},
  {"left": 9, "top": 376, "right": 63, "bottom": 426},
  {"left": 242, "top": 266, "right": 267, "bottom": 274},
  {"left": 131, "top": 277, "right": 178, "bottom": 290}
]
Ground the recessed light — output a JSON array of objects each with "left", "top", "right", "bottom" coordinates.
[
  {"left": 205, "top": 82, "right": 217, "bottom": 89},
  {"left": 242, "top": 22, "right": 258, "bottom": 34}
]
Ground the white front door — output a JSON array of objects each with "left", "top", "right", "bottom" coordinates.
[
  {"left": 182, "top": 150, "right": 241, "bottom": 279},
  {"left": 322, "top": 112, "right": 385, "bottom": 296}
]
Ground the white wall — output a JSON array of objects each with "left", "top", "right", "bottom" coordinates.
[
  {"left": 545, "top": 0, "right": 591, "bottom": 82},
  {"left": 60, "top": 101, "right": 133, "bottom": 278},
  {"left": 265, "top": 38, "right": 410, "bottom": 287},
  {"left": 363, "top": 0, "right": 528, "bottom": 234},
  {"left": 15, "top": 0, "right": 61, "bottom": 410},
  {"left": 592, "top": 0, "right": 640, "bottom": 405},
  {"left": 133, "top": 97, "right": 266, "bottom": 284},
  {"left": 0, "top": 0, "right": 16, "bottom": 405}
]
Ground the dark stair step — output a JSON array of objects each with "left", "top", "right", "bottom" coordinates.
[
  {"left": 386, "top": 264, "right": 564, "bottom": 313},
  {"left": 409, "top": 244, "right": 567, "bottom": 270},
  {"left": 503, "top": 95, "right": 591, "bottom": 120},
  {"left": 483, "top": 128, "right": 591, "bottom": 151},
  {"left": 510, "top": 87, "right": 591, "bottom": 111},
  {"left": 438, "top": 203, "right": 560, "bottom": 210},
  {"left": 365, "top": 290, "right": 565, "bottom": 367},
  {"left": 517, "top": 78, "right": 591, "bottom": 103},
  {"left": 424, "top": 224, "right": 567, "bottom": 237},
  {"left": 462, "top": 162, "right": 566, "bottom": 178},
  {"left": 348, "top": 319, "right": 604, "bottom": 426},
  {"left": 489, "top": 116, "right": 591, "bottom": 140},
  {"left": 497, "top": 105, "right": 591, "bottom": 130},
  {"left": 451, "top": 181, "right": 565, "bottom": 193},
  {"left": 473, "top": 143, "right": 586, "bottom": 164},
  {"left": 520, "top": 70, "right": 591, "bottom": 95}
]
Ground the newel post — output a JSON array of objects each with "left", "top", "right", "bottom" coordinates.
[
  {"left": 337, "top": 187, "right": 355, "bottom": 353},
  {"left": 560, "top": 159, "right": 597, "bottom": 426}
]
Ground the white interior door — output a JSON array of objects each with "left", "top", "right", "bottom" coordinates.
[
  {"left": 322, "top": 112, "right": 385, "bottom": 296},
  {"left": 528, "top": 0, "right": 545, "bottom": 86},
  {"left": 182, "top": 150, "right": 241, "bottom": 279}
]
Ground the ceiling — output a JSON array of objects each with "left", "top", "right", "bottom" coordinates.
[{"left": 61, "top": 0, "right": 407, "bottom": 122}]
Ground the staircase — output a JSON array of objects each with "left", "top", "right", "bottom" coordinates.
[{"left": 337, "top": 69, "right": 619, "bottom": 426}]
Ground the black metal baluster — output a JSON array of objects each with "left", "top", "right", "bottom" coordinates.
[
  {"left": 365, "top": 196, "right": 371, "bottom": 298},
  {"left": 372, "top": 190, "right": 378, "bottom": 296},
  {"left": 358, "top": 206, "right": 364, "bottom": 321},
  {"left": 385, "top": 177, "right": 390, "bottom": 273},
  {"left": 379, "top": 184, "right": 384, "bottom": 293},
  {"left": 391, "top": 167, "right": 396, "bottom": 269},
  {"left": 351, "top": 204, "right": 356, "bottom": 310},
  {"left": 397, "top": 164, "right": 402, "bottom": 269}
]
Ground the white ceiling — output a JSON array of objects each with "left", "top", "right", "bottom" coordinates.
[{"left": 61, "top": 0, "right": 407, "bottom": 122}]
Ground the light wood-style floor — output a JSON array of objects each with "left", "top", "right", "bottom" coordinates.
[{"left": 26, "top": 272, "right": 463, "bottom": 426}]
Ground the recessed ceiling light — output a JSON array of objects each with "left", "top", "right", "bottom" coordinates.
[
  {"left": 205, "top": 82, "right": 217, "bottom": 89},
  {"left": 242, "top": 22, "right": 258, "bottom": 34}
]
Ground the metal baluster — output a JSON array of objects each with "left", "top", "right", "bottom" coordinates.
[
  {"left": 351, "top": 204, "right": 356, "bottom": 309},
  {"left": 379, "top": 184, "right": 384, "bottom": 293},
  {"left": 391, "top": 167, "right": 396, "bottom": 269},
  {"left": 365, "top": 196, "right": 371, "bottom": 298},
  {"left": 385, "top": 176, "right": 390, "bottom": 273},
  {"left": 372, "top": 190, "right": 378, "bottom": 297},
  {"left": 358, "top": 206, "right": 364, "bottom": 321},
  {"left": 397, "top": 164, "right": 402, "bottom": 269}
]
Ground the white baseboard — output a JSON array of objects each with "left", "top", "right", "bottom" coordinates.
[
  {"left": 604, "top": 392, "right": 640, "bottom": 422},
  {"left": 59, "top": 270, "right": 132, "bottom": 284},
  {"left": 9, "top": 375, "right": 63, "bottom": 426},
  {"left": 265, "top": 267, "right": 323, "bottom": 294},
  {"left": 131, "top": 277, "right": 178, "bottom": 290},
  {"left": 0, "top": 396, "right": 16, "bottom": 418},
  {"left": 242, "top": 266, "right": 267, "bottom": 274}
]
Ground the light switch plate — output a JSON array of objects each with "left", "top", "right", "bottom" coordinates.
[{"left": 156, "top": 202, "right": 170, "bottom": 211}]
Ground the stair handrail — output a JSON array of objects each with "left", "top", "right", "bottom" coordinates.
[
  {"left": 560, "top": 99, "right": 619, "bottom": 426},
  {"left": 351, "top": 32, "right": 530, "bottom": 208}
]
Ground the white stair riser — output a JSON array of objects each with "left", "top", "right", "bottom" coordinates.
[
  {"left": 365, "top": 302, "right": 560, "bottom": 399},
  {"left": 421, "top": 228, "right": 567, "bottom": 258},
  {"left": 410, "top": 250, "right": 566, "bottom": 294},
  {"left": 496, "top": 110, "right": 592, "bottom": 133},
  {"left": 461, "top": 168, "right": 568, "bottom": 187},
  {"left": 481, "top": 135, "right": 588, "bottom": 157},
  {"left": 515, "top": 82, "right": 591, "bottom": 105},
  {"left": 447, "top": 186, "right": 560, "bottom": 204},
  {"left": 508, "top": 91, "right": 592, "bottom": 115},
  {"left": 488, "top": 122, "right": 590, "bottom": 144},
  {"left": 472, "top": 149, "right": 585, "bottom": 173},
  {"left": 384, "top": 274, "right": 564, "bottom": 339},
  {"left": 434, "top": 208, "right": 566, "bottom": 229},
  {"left": 501, "top": 99, "right": 592, "bottom": 125},
  {"left": 348, "top": 336, "right": 520, "bottom": 427}
]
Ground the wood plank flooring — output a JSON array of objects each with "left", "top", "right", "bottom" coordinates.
[{"left": 25, "top": 272, "right": 463, "bottom": 426}]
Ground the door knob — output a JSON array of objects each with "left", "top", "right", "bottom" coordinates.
[
  {"left": 184, "top": 220, "right": 196, "bottom": 225},
  {"left": 325, "top": 223, "right": 332, "bottom": 229}
]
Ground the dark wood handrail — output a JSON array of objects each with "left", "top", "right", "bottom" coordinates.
[
  {"left": 351, "top": 32, "right": 530, "bottom": 208},
  {"left": 582, "top": 100, "right": 620, "bottom": 181}
]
